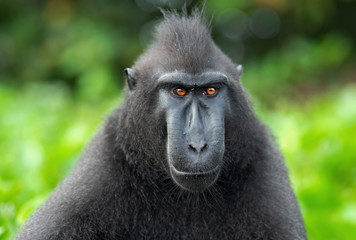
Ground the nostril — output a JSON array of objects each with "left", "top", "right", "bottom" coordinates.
[
  {"left": 189, "top": 144, "right": 197, "bottom": 152},
  {"left": 189, "top": 143, "right": 208, "bottom": 153}
]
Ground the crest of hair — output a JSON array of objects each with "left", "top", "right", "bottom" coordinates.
[{"left": 153, "top": 9, "right": 213, "bottom": 65}]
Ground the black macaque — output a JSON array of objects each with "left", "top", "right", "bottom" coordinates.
[{"left": 16, "top": 10, "right": 307, "bottom": 240}]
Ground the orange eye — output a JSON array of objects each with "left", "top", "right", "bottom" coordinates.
[
  {"left": 173, "top": 88, "right": 187, "bottom": 96},
  {"left": 206, "top": 87, "right": 216, "bottom": 96}
]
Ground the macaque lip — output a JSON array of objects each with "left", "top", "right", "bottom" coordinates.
[
  {"left": 170, "top": 165, "right": 221, "bottom": 192},
  {"left": 171, "top": 164, "right": 220, "bottom": 176}
]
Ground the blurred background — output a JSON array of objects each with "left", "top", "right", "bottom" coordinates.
[{"left": 0, "top": 0, "right": 355, "bottom": 239}]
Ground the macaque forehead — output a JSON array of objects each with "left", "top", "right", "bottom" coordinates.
[{"left": 156, "top": 71, "right": 228, "bottom": 88}]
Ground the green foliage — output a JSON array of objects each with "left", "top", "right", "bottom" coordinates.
[
  {"left": 255, "top": 85, "right": 356, "bottom": 240},
  {"left": 0, "top": 84, "right": 119, "bottom": 239},
  {"left": 1, "top": 1, "right": 356, "bottom": 239},
  {"left": 243, "top": 33, "right": 353, "bottom": 100}
]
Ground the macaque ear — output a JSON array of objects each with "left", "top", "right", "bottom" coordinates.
[
  {"left": 236, "top": 65, "right": 243, "bottom": 77},
  {"left": 124, "top": 68, "right": 137, "bottom": 91}
]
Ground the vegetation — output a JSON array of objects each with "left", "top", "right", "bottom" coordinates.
[{"left": 1, "top": 0, "right": 355, "bottom": 239}]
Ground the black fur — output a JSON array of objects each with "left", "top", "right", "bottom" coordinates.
[{"left": 16, "top": 10, "right": 307, "bottom": 240}]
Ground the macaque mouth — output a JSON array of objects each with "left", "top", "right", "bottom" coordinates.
[
  {"left": 170, "top": 164, "right": 221, "bottom": 192},
  {"left": 170, "top": 164, "right": 220, "bottom": 175}
]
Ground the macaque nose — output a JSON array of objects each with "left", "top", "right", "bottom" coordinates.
[{"left": 189, "top": 140, "right": 208, "bottom": 153}]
